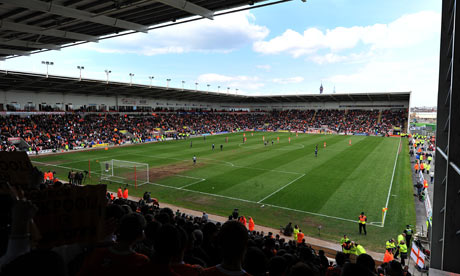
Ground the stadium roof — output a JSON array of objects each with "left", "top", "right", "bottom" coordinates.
[
  {"left": 0, "top": 69, "right": 411, "bottom": 104},
  {"left": 0, "top": 0, "right": 290, "bottom": 60}
]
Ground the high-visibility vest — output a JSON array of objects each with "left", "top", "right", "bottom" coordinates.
[
  {"left": 420, "top": 163, "right": 424, "bottom": 170},
  {"left": 356, "top": 245, "right": 366, "bottom": 255},
  {"left": 123, "top": 189, "right": 128, "bottom": 199},
  {"left": 405, "top": 228, "right": 413, "bottom": 236},
  {"left": 340, "top": 237, "right": 350, "bottom": 244},
  {"left": 423, "top": 180, "right": 428, "bottom": 188},
  {"left": 414, "top": 164, "right": 419, "bottom": 170},
  {"left": 342, "top": 242, "right": 352, "bottom": 254},
  {"left": 248, "top": 219, "right": 255, "bottom": 232},
  {"left": 293, "top": 228, "right": 299, "bottom": 240},
  {"left": 239, "top": 217, "right": 247, "bottom": 227},
  {"left": 359, "top": 215, "right": 367, "bottom": 224},
  {"left": 383, "top": 250, "right": 394, "bottom": 263},
  {"left": 386, "top": 241, "right": 396, "bottom": 249},
  {"left": 297, "top": 232, "right": 304, "bottom": 243},
  {"left": 349, "top": 245, "right": 357, "bottom": 255},
  {"left": 117, "top": 188, "right": 123, "bottom": 198},
  {"left": 399, "top": 244, "right": 408, "bottom": 253},
  {"left": 397, "top": 234, "right": 404, "bottom": 245}
]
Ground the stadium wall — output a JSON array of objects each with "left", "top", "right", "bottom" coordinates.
[
  {"left": 1, "top": 90, "right": 409, "bottom": 111},
  {"left": 1, "top": 90, "right": 216, "bottom": 111},
  {"left": 227, "top": 101, "right": 408, "bottom": 111}
]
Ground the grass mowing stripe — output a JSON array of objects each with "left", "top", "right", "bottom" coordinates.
[
  {"left": 257, "top": 173, "right": 306, "bottom": 203},
  {"left": 317, "top": 137, "right": 398, "bottom": 221},
  {"left": 141, "top": 181, "right": 382, "bottom": 227},
  {"left": 262, "top": 137, "right": 384, "bottom": 212},
  {"left": 187, "top": 166, "right": 300, "bottom": 201},
  {"left": 181, "top": 135, "right": 337, "bottom": 200},
  {"left": 132, "top": 153, "right": 303, "bottom": 175},
  {"left": 31, "top": 132, "right": 414, "bottom": 250},
  {"left": 235, "top": 135, "right": 340, "bottom": 172},
  {"left": 382, "top": 137, "right": 402, "bottom": 227}
]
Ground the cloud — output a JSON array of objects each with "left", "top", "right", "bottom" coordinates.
[
  {"left": 253, "top": 11, "right": 440, "bottom": 58},
  {"left": 256, "top": 64, "right": 271, "bottom": 71},
  {"left": 197, "top": 73, "right": 265, "bottom": 90},
  {"left": 325, "top": 54, "right": 439, "bottom": 106},
  {"left": 82, "top": 11, "right": 269, "bottom": 55},
  {"left": 309, "top": 51, "right": 374, "bottom": 64},
  {"left": 272, "top": 77, "right": 304, "bottom": 84}
]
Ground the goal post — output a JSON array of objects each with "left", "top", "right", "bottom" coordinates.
[{"left": 100, "top": 159, "right": 149, "bottom": 187}]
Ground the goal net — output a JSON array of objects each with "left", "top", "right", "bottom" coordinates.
[{"left": 100, "top": 159, "right": 149, "bottom": 187}]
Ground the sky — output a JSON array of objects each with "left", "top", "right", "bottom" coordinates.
[{"left": 4, "top": 0, "right": 441, "bottom": 107}]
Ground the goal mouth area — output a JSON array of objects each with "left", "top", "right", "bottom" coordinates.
[{"left": 100, "top": 159, "right": 149, "bottom": 187}]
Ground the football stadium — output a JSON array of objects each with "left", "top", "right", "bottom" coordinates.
[{"left": 0, "top": 0, "right": 458, "bottom": 275}]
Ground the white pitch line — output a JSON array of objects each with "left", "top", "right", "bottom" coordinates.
[
  {"left": 199, "top": 157, "right": 235, "bottom": 167},
  {"left": 175, "top": 174, "right": 205, "bottom": 180},
  {"left": 31, "top": 160, "right": 90, "bottom": 173},
  {"left": 228, "top": 162, "right": 302, "bottom": 175},
  {"left": 101, "top": 177, "right": 149, "bottom": 187},
  {"left": 131, "top": 153, "right": 303, "bottom": 175},
  {"left": 43, "top": 149, "right": 149, "bottom": 166},
  {"left": 272, "top": 144, "right": 305, "bottom": 150},
  {"left": 382, "top": 137, "right": 402, "bottom": 227},
  {"left": 143, "top": 181, "right": 383, "bottom": 227},
  {"left": 261, "top": 203, "right": 379, "bottom": 226},
  {"left": 257, "top": 173, "right": 305, "bottom": 203},
  {"left": 238, "top": 143, "right": 304, "bottom": 150},
  {"left": 147, "top": 181, "right": 257, "bottom": 204},
  {"left": 31, "top": 159, "right": 381, "bottom": 227},
  {"left": 178, "top": 178, "right": 207, "bottom": 189},
  {"left": 215, "top": 162, "right": 303, "bottom": 175}
]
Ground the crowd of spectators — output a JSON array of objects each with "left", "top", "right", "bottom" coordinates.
[
  {"left": 0, "top": 190, "right": 413, "bottom": 276},
  {"left": 0, "top": 109, "right": 407, "bottom": 152}
]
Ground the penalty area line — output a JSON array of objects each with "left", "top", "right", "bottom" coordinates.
[
  {"left": 178, "top": 178, "right": 207, "bottom": 189},
  {"left": 257, "top": 173, "right": 305, "bottom": 203}
]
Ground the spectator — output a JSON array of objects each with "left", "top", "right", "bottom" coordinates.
[
  {"left": 170, "top": 226, "right": 204, "bottom": 276},
  {"left": 341, "top": 262, "right": 373, "bottom": 276},
  {"left": 243, "top": 246, "right": 267, "bottom": 276},
  {"left": 1, "top": 249, "right": 66, "bottom": 276},
  {"left": 325, "top": 252, "right": 347, "bottom": 276},
  {"left": 356, "top": 253, "right": 377, "bottom": 274},
  {"left": 268, "top": 256, "right": 287, "bottom": 276},
  {"left": 232, "top": 208, "right": 239, "bottom": 220},
  {"left": 0, "top": 110, "right": 407, "bottom": 153},
  {"left": 317, "top": 250, "right": 329, "bottom": 273},
  {"left": 77, "top": 213, "right": 149, "bottom": 276},
  {"left": 201, "top": 220, "right": 250, "bottom": 276},
  {"left": 283, "top": 222, "right": 293, "bottom": 236},
  {"left": 202, "top": 212, "right": 209, "bottom": 222}
]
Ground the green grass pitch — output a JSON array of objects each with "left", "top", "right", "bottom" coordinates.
[{"left": 31, "top": 132, "right": 415, "bottom": 251}]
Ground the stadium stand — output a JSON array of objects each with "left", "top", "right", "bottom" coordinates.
[
  {"left": 0, "top": 110, "right": 407, "bottom": 152},
  {"left": 1, "top": 186, "right": 409, "bottom": 276}
]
